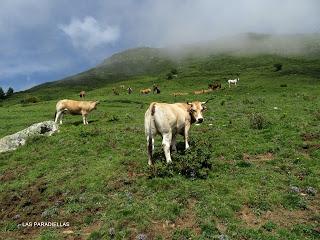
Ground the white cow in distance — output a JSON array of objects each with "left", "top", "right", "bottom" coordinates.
[{"left": 228, "top": 77, "right": 239, "bottom": 88}]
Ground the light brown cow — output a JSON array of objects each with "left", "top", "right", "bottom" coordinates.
[
  {"left": 54, "top": 99, "right": 99, "bottom": 125},
  {"left": 194, "top": 90, "right": 204, "bottom": 94},
  {"left": 144, "top": 99, "right": 212, "bottom": 165},
  {"left": 140, "top": 88, "right": 151, "bottom": 94},
  {"left": 172, "top": 92, "right": 189, "bottom": 97},
  {"left": 203, "top": 89, "right": 213, "bottom": 93}
]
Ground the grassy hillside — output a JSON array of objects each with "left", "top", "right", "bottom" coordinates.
[{"left": 1, "top": 44, "right": 320, "bottom": 239}]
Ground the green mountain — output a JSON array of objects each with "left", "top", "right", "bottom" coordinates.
[{"left": 15, "top": 33, "right": 320, "bottom": 101}]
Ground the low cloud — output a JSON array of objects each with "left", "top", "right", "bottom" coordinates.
[{"left": 59, "top": 16, "right": 120, "bottom": 50}]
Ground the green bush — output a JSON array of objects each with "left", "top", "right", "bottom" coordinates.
[
  {"left": 249, "top": 113, "right": 269, "bottom": 130},
  {"left": 149, "top": 139, "right": 214, "bottom": 179},
  {"left": 21, "top": 95, "right": 41, "bottom": 104}
]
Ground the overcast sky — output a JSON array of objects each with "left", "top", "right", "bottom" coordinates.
[{"left": 0, "top": 0, "right": 319, "bottom": 91}]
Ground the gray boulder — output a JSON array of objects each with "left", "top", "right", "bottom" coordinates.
[{"left": 0, "top": 121, "right": 58, "bottom": 153}]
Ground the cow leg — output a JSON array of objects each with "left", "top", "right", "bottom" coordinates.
[
  {"left": 147, "top": 135, "right": 155, "bottom": 165},
  {"left": 82, "top": 114, "right": 87, "bottom": 125},
  {"left": 162, "top": 132, "right": 172, "bottom": 163},
  {"left": 59, "top": 113, "right": 63, "bottom": 124},
  {"left": 55, "top": 111, "right": 63, "bottom": 124},
  {"left": 171, "top": 135, "right": 177, "bottom": 152},
  {"left": 184, "top": 123, "right": 191, "bottom": 150}
]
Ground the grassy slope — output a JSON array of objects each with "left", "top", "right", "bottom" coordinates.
[{"left": 0, "top": 54, "right": 320, "bottom": 239}]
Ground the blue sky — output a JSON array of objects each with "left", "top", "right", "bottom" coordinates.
[{"left": 0, "top": 0, "right": 319, "bottom": 91}]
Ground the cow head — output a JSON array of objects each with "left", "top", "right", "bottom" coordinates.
[
  {"left": 91, "top": 101, "right": 100, "bottom": 110},
  {"left": 187, "top": 101, "right": 207, "bottom": 123},
  {"left": 187, "top": 98, "right": 213, "bottom": 123}
]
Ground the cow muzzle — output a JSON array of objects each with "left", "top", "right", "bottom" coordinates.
[{"left": 197, "top": 118, "right": 204, "bottom": 123}]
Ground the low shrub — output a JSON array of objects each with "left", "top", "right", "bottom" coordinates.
[
  {"left": 249, "top": 113, "right": 269, "bottom": 130},
  {"left": 148, "top": 139, "right": 214, "bottom": 179},
  {"left": 21, "top": 95, "right": 41, "bottom": 104}
]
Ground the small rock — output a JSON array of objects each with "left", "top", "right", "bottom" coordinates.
[
  {"left": 136, "top": 233, "right": 147, "bottom": 240},
  {"left": 12, "top": 214, "right": 20, "bottom": 220},
  {"left": 218, "top": 234, "right": 229, "bottom": 240},
  {"left": 306, "top": 187, "right": 317, "bottom": 196},
  {"left": 54, "top": 200, "right": 64, "bottom": 206},
  {"left": 273, "top": 107, "right": 279, "bottom": 110},
  {"left": 290, "top": 186, "right": 300, "bottom": 193},
  {"left": 109, "top": 227, "right": 115, "bottom": 238}
]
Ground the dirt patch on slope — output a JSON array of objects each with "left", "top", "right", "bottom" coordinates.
[
  {"left": 238, "top": 195, "right": 320, "bottom": 229},
  {"left": 242, "top": 152, "right": 274, "bottom": 162},
  {"left": 148, "top": 198, "right": 201, "bottom": 239}
]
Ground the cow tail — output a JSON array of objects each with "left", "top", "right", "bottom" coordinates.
[{"left": 148, "top": 103, "right": 156, "bottom": 162}]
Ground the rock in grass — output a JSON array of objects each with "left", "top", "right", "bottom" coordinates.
[
  {"left": 109, "top": 227, "right": 115, "bottom": 238},
  {"left": 0, "top": 121, "right": 58, "bottom": 153},
  {"left": 136, "top": 233, "right": 147, "bottom": 240},
  {"left": 218, "top": 234, "right": 229, "bottom": 240},
  {"left": 306, "top": 187, "right": 317, "bottom": 196},
  {"left": 290, "top": 186, "right": 301, "bottom": 193}
]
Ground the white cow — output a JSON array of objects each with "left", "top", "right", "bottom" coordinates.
[
  {"left": 144, "top": 100, "right": 211, "bottom": 165},
  {"left": 228, "top": 77, "right": 239, "bottom": 88}
]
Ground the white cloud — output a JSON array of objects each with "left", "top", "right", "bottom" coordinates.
[{"left": 59, "top": 16, "right": 120, "bottom": 50}]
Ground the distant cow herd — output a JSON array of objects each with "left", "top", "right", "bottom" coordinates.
[{"left": 55, "top": 77, "right": 239, "bottom": 164}]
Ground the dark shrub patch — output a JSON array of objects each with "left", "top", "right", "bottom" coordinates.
[
  {"left": 149, "top": 139, "right": 214, "bottom": 179},
  {"left": 273, "top": 63, "right": 282, "bottom": 71},
  {"left": 249, "top": 113, "right": 269, "bottom": 130},
  {"left": 280, "top": 84, "right": 287, "bottom": 87}
]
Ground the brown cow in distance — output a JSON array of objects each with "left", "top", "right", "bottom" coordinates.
[
  {"left": 140, "top": 88, "right": 151, "bottom": 94},
  {"left": 79, "top": 91, "right": 86, "bottom": 98},
  {"left": 208, "top": 82, "right": 221, "bottom": 90}
]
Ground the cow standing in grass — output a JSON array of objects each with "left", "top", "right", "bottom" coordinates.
[
  {"left": 54, "top": 100, "right": 99, "bottom": 125},
  {"left": 144, "top": 100, "right": 211, "bottom": 165},
  {"left": 140, "top": 88, "right": 151, "bottom": 94},
  {"left": 79, "top": 91, "right": 86, "bottom": 99},
  {"left": 228, "top": 78, "right": 239, "bottom": 88}
]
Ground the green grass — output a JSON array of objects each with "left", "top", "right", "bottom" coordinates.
[{"left": 0, "top": 53, "right": 320, "bottom": 239}]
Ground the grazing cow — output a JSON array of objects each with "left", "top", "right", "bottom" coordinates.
[
  {"left": 203, "top": 89, "right": 213, "bottom": 93},
  {"left": 54, "top": 100, "right": 99, "bottom": 125},
  {"left": 144, "top": 99, "right": 212, "bottom": 165},
  {"left": 112, "top": 88, "right": 119, "bottom": 95},
  {"left": 172, "top": 92, "right": 188, "bottom": 97},
  {"left": 228, "top": 78, "right": 239, "bottom": 88},
  {"left": 127, "top": 87, "right": 133, "bottom": 94},
  {"left": 194, "top": 90, "right": 204, "bottom": 95},
  {"left": 140, "top": 88, "right": 151, "bottom": 94},
  {"left": 208, "top": 82, "right": 221, "bottom": 90},
  {"left": 79, "top": 91, "right": 86, "bottom": 99},
  {"left": 153, "top": 85, "right": 161, "bottom": 94}
]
